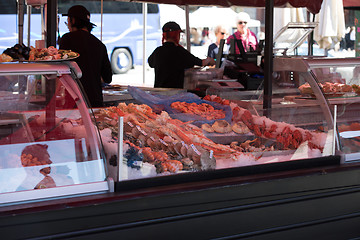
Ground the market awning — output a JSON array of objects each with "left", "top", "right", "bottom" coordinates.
[
  {"left": 124, "top": 0, "right": 323, "bottom": 14},
  {"left": 273, "top": 7, "right": 306, "bottom": 36},
  {"left": 343, "top": 0, "right": 360, "bottom": 8}
]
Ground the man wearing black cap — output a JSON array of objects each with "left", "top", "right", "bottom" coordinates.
[
  {"left": 59, "top": 5, "right": 112, "bottom": 108},
  {"left": 148, "top": 21, "right": 215, "bottom": 89}
]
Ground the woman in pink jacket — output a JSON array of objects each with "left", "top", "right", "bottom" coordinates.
[{"left": 227, "top": 12, "right": 258, "bottom": 54}]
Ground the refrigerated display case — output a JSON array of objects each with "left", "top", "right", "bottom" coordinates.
[
  {"left": 3, "top": 58, "right": 360, "bottom": 239},
  {"left": 92, "top": 56, "right": 360, "bottom": 187},
  {"left": 274, "top": 57, "right": 360, "bottom": 162},
  {"left": 94, "top": 79, "right": 338, "bottom": 187},
  {"left": 4, "top": 57, "right": 360, "bottom": 202},
  {"left": 0, "top": 61, "right": 112, "bottom": 206}
]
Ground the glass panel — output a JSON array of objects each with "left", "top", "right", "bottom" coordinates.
[
  {"left": 309, "top": 64, "right": 360, "bottom": 160},
  {"left": 58, "top": 1, "right": 161, "bottom": 76},
  {"left": 292, "top": 58, "right": 360, "bottom": 161},
  {"left": 0, "top": 71, "right": 105, "bottom": 194},
  {"left": 273, "top": 22, "right": 318, "bottom": 56}
]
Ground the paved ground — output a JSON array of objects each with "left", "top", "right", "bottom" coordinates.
[{"left": 111, "top": 65, "right": 155, "bottom": 88}]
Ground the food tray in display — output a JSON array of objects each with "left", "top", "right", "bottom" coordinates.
[
  {"left": 103, "top": 84, "right": 125, "bottom": 90},
  {"left": 297, "top": 92, "right": 350, "bottom": 99},
  {"left": 204, "top": 131, "right": 255, "bottom": 145},
  {"left": 29, "top": 52, "right": 80, "bottom": 62},
  {"left": 103, "top": 90, "right": 128, "bottom": 95}
]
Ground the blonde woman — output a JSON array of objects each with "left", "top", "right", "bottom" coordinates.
[{"left": 207, "top": 25, "right": 228, "bottom": 59}]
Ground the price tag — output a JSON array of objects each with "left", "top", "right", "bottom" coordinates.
[
  {"left": 190, "top": 144, "right": 201, "bottom": 155},
  {"left": 159, "top": 138, "right": 168, "bottom": 146},
  {"left": 181, "top": 141, "right": 189, "bottom": 149},
  {"left": 127, "top": 121, "right": 134, "bottom": 128},
  {"left": 136, "top": 125, "right": 147, "bottom": 136}
]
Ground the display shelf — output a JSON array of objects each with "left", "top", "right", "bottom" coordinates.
[{"left": 0, "top": 62, "right": 112, "bottom": 206}]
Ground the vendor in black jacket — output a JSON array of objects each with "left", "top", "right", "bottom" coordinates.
[
  {"left": 59, "top": 5, "right": 112, "bottom": 108},
  {"left": 148, "top": 21, "right": 215, "bottom": 89}
]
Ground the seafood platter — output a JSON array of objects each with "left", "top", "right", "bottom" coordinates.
[
  {"left": 0, "top": 44, "right": 78, "bottom": 62},
  {"left": 28, "top": 46, "right": 79, "bottom": 61}
]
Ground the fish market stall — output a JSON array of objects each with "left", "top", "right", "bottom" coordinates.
[
  {"left": 2, "top": 55, "right": 360, "bottom": 238},
  {"left": 3, "top": 0, "right": 360, "bottom": 238}
]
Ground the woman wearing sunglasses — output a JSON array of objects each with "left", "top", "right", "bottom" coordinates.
[
  {"left": 226, "top": 12, "right": 258, "bottom": 54},
  {"left": 207, "top": 25, "right": 228, "bottom": 59}
]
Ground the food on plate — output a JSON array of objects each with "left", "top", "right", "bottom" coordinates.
[
  {"left": 201, "top": 123, "right": 214, "bottom": 133},
  {"left": 170, "top": 101, "right": 225, "bottom": 120},
  {"left": 232, "top": 122, "right": 250, "bottom": 134},
  {"left": 352, "top": 84, "right": 360, "bottom": 95},
  {"left": 298, "top": 83, "right": 313, "bottom": 95},
  {"left": 29, "top": 46, "right": 78, "bottom": 61},
  {"left": 298, "top": 82, "right": 354, "bottom": 96},
  {"left": 0, "top": 53, "right": 13, "bottom": 62},
  {"left": 59, "top": 49, "right": 79, "bottom": 59},
  {"left": 212, "top": 120, "right": 232, "bottom": 133},
  {"left": 322, "top": 82, "right": 352, "bottom": 93},
  {"left": 338, "top": 122, "right": 360, "bottom": 132},
  {"left": 3, "top": 43, "right": 30, "bottom": 60},
  {"left": 203, "top": 120, "right": 250, "bottom": 135},
  {"left": 337, "top": 83, "right": 353, "bottom": 92}
]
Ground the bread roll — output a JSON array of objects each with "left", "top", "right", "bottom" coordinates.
[
  {"left": 201, "top": 123, "right": 214, "bottom": 133},
  {"left": 212, "top": 120, "right": 232, "bottom": 133},
  {"left": 232, "top": 122, "right": 250, "bottom": 134}
]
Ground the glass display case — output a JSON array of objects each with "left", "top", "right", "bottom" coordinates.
[
  {"left": 95, "top": 80, "right": 337, "bottom": 184},
  {"left": 0, "top": 62, "right": 112, "bottom": 206},
  {"left": 274, "top": 57, "right": 360, "bottom": 162},
  {"left": 3, "top": 58, "right": 359, "bottom": 202}
]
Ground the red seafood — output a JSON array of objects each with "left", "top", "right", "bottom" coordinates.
[
  {"left": 170, "top": 101, "right": 225, "bottom": 120},
  {"left": 204, "top": 95, "right": 326, "bottom": 151}
]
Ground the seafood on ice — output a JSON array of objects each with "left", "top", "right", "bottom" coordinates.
[
  {"left": 95, "top": 103, "right": 258, "bottom": 174},
  {"left": 203, "top": 95, "right": 327, "bottom": 151},
  {"left": 170, "top": 101, "right": 226, "bottom": 120}
]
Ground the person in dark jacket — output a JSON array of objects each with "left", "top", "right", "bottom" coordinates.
[
  {"left": 59, "top": 5, "right": 112, "bottom": 108},
  {"left": 148, "top": 21, "right": 215, "bottom": 89}
]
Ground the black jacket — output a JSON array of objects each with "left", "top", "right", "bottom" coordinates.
[
  {"left": 59, "top": 30, "right": 112, "bottom": 107},
  {"left": 148, "top": 42, "right": 202, "bottom": 88}
]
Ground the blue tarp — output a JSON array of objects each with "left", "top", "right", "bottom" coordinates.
[{"left": 128, "top": 86, "right": 232, "bottom": 126}]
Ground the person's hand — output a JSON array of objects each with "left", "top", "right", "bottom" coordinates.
[{"left": 202, "top": 57, "right": 215, "bottom": 66}]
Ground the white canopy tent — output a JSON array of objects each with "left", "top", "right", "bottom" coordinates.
[
  {"left": 159, "top": 4, "right": 186, "bottom": 29},
  {"left": 273, "top": 7, "right": 306, "bottom": 35},
  {"left": 189, "top": 6, "right": 260, "bottom": 29}
]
